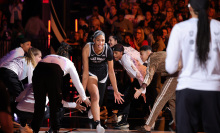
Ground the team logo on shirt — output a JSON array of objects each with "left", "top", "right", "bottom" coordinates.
[
  {"left": 189, "top": 31, "right": 194, "bottom": 37},
  {"left": 189, "top": 40, "right": 194, "bottom": 45},
  {"left": 214, "top": 32, "right": 220, "bottom": 36}
]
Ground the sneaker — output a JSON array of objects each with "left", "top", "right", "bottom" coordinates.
[
  {"left": 88, "top": 109, "right": 93, "bottom": 119},
  {"left": 117, "top": 115, "right": 122, "bottom": 123},
  {"left": 96, "top": 124, "right": 105, "bottom": 133},
  {"left": 105, "top": 114, "right": 118, "bottom": 123},
  {"left": 20, "top": 124, "right": 33, "bottom": 133},
  {"left": 114, "top": 115, "right": 129, "bottom": 129},
  {"left": 135, "top": 126, "right": 151, "bottom": 133}
]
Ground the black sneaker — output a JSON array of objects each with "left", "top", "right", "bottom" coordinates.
[{"left": 114, "top": 115, "right": 129, "bottom": 129}]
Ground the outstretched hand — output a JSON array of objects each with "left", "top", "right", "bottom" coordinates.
[
  {"left": 114, "top": 91, "right": 124, "bottom": 104},
  {"left": 75, "top": 103, "right": 86, "bottom": 113},
  {"left": 83, "top": 97, "right": 91, "bottom": 107},
  {"left": 134, "top": 87, "right": 142, "bottom": 99},
  {"left": 75, "top": 95, "right": 91, "bottom": 107}
]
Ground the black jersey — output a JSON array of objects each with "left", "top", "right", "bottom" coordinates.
[{"left": 88, "top": 42, "right": 113, "bottom": 69}]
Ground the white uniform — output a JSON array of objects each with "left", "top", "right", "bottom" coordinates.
[{"left": 166, "top": 18, "right": 220, "bottom": 91}]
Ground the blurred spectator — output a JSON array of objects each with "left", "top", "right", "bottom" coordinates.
[
  {"left": 78, "top": 28, "right": 88, "bottom": 44},
  {"left": 139, "top": 0, "right": 149, "bottom": 15},
  {"left": 154, "top": 20, "right": 162, "bottom": 32},
  {"left": 152, "top": 29, "right": 166, "bottom": 52},
  {"left": 104, "top": 0, "right": 116, "bottom": 9},
  {"left": 152, "top": 3, "right": 166, "bottom": 22},
  {"left": 103, "top": 0, "right": 116, "bottom": 14},
  {"left": 170, "top": 17, "right": 178, "bottom": 28},
  {"left": 161, "top": 27, "right": 169, "bottom": 46},
  {"left": 157, "top": 0, "right": 164, "bottom": 13},
  {"left": 119, "top": 1, "right": 130, "bottom": 14},
  {"left": 138, "top": 11, "right": 154, "bottom": 28},
  {"left": 9, "top": 0, "right": 23, "bottom": 27},
  {"left": 25, "top": 13, "right": 48, "bottom": 40},
  {"left": 104, "top": 5, "right": 118, "bottom": 37},
  {"left": 146, "top": 0, "right": 154, "bottom": 12},
  {"left": 0, "top": 10, "right": 7, "bottom": 30},
  {"left": 105, "top": 5, "right": 118, "bottom": 25},
  {"left": 70, "top": 31, "right": 84, "bottom": 47},
  {"left": 86, "top": 6, "right": 104, "bottom": 24},
  {"left": 87, "top": 18, "right": 101, "bottom": 42},
  {"left": 79, "top": 17, "right": 88, "bottom": 30},
  {"left": 161, "top": 7, "right": 174, "bottom": 28},
  {"left": 124, "top": 3, "right": 145, "bottom": 28},
  {"left": 208, "top": 7, "right": 216, "bottom": 19},
  {"left": 111, "top": 9, "right": 133, "bottom": 40},
  {"left": 133, "top": 27, "right": 148, "bottom": 51},
  {"left": 174, "top": 0, "right": 189, "bottom": 21},
  {"left": 162, "top": 0, "right": 173, "bottom": 15},
  {"left": 0, "top": 20, "right": 12, "bottom": 40},
  {"left": 11, "top": 20, "right": 24, "bottom": 38},
  {"left": 124, "top": 32, "right": 135, "bottom": 48}
]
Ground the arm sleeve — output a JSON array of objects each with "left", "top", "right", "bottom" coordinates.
[
  {"left": 0, "top": 48, "right": 24, "bottom": 66},
  {"left": 165, "top": 25, "right": 182, "bottom": 74},
  {"left": 62, "top": 100, "right": 76, "bottom": 108},
  {"left": 27, "top": 64, "right": 34, "bottom": 84},
  {"left": 67, "top": 61, "right": 87, "bottom": 101},
  {"left": 143, "top": 61, "right": 158, "bottom": 86},
  {"left": 107, "top": 46, "right": 113, "bottom": 61},
  {"left": 121, "top": 55, "right": 137, "bottom": 78}
]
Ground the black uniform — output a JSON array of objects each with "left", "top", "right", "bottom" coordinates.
[{"left": 88, "top": 42, "right": 113, "bottom": 106}]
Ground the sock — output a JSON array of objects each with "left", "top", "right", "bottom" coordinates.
[{"left": 94, "top": 120, "right": 100, "bottom": 127}]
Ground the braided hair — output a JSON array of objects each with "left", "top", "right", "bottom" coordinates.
[{"left": 56, "top": 41, "right": 72, "bottom": 58}]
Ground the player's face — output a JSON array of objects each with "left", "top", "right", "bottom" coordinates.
[
  {"left": 94, "top": 35, "right": 105, "bottom": 51},
  {"left": 108, "top": 36, "right": 117, "bottom": 47},
  {"left": 113, "top": 51, "right": 123, "bottom": 61},
  {"left": 21, "top": 41, "right": 31, "bottom": 53},
  {"left": 35, "top": 51, "right": 42, "bottom": 64},
  {"left": 140, "top": 50, "right": 150, "bottom": 62}
]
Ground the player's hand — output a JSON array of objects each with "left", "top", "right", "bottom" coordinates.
[
  {"left": 75, "top": 95, "right": 83, "bottom": 104},
  {"left": 75, "top": 103, "right": 86, "bottom": 113},
  {"left": 76, "top": 95, "right": 91, "bottom": 107},
  {"left": 141, "top": 93, "right": 146, "bottom": 103},
  {"left": 134, "top": 87, "right": 142, "bottom": 99},
  {"left": 114, "top": 91, "right": 124, "bottom": 104},
  {"left": 83, "top": 97, "right": 91, "bottom": 107}
]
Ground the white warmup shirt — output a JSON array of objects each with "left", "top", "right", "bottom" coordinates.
[
  {"left": 166, "top": 18, "right": 220, "bottom": 91},
  {"left": 0, "top": 47, "right": 25, "bottom": 67},
  {"left": 1, "top": 57, "right": 34, "bottom": 84},
  {"left": 124, "top": 46, "right": 144, "bottom": 64},
  {"left": 119, "top": 54, "right": 147, "bottom": 93},
  {"left": 41, "top": 54, "right": 87, "bottom": 101}
]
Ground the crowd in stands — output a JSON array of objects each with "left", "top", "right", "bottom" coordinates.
[{"left": 69, "top": 0, "right": 220, "bottom": 54}]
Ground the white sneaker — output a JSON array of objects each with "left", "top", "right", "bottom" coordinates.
[
  {"left": 117, "top": 115, "right": 122, "bottom": 123},
  {"left": 88, "top": 109, "right": 93, "bottom": 119},
  {"left": 96, "top": 124, "right": 105, "bottom": 133},
  {"left": 19, "top": 124, "right": 33, "bottom": 133}
]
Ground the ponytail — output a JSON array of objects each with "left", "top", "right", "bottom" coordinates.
[
  {"left": 25, "top": 47, "right": 41, "bottom": 67},
  {"left": 189, "top": 0, "right": 210, "bottom": 68}
]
